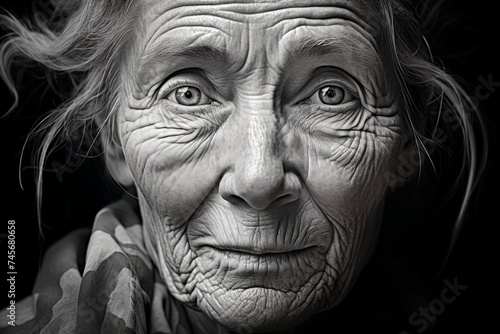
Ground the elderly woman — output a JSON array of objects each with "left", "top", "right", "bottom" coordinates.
[{"left": 0, "top": 0, "right": 489, "bottom": 333}]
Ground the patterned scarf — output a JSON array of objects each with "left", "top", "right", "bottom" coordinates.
[{"left": 0, "top": 198, "right": 225, "bottom": 334}]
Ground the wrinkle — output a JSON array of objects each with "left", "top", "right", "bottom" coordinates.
[{"left": 118, "top": 0, "right": 401, "bottom": 328}]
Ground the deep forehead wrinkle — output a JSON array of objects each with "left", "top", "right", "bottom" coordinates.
[
  {"left": 138, "top": 5, "right": 377, "bottom": 66},
  {"left": 143, "top": 0, "right": 379, "bottom": 43},
  {"left": 145, "top": 0, "right": 377, "bottom": 23}
]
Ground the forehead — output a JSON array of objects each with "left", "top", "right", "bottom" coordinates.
[
  {"left": 142, "top": 0, "right": 378, "bottom": 22},
  {"left": 133, "top": 0, "right": 388, "bottom": 97},
  {"left": 139, "top": 0, "right": 380, "bottom": 45}
]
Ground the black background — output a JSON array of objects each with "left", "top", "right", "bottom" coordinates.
[{"left": 1, "top": 1, "right": 499, "bottom": 333}]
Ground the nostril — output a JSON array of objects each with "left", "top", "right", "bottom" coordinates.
[
  {"left": 222, "top": 193, "right": 247, "bottom": 207},
  {"left": 230, "top": 189, "right": 280, "bottom": 211},
  {"left": 271, "top": 192, "right": 299, "bottom": 207},
  {"left": 219, "top": 173, "right": 302, "bottom": 211}
]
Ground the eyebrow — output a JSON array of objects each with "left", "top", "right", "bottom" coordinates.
[
  {"left": 176, "top": 45, "right": 231, "bottom": 64},
  {"left": 290, "top": 39, "right": 338, "bottom": 58},
  {"left": 138, "top": 43, "right": 231, "bottom": 74},
  {"left": 286, "top": 36, "right": 379, "bottom": 64}
]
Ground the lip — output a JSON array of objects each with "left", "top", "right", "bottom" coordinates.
[
  {"left": 203, "top": 245, "right": 317, "bottom": 258},
  {"left": 196, "top": 244, "right": 324, "bottom": 289}
]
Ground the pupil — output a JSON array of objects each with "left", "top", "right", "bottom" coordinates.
[
  {"left": 319, "top": 86, "right": 345, "bottom": 105},
  {"left": 184, "top": 90, "right": 193, "bottom": 99}
]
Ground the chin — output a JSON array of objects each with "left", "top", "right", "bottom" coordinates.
[{"left": 195, "top": 286, "right": 326, "bottom": 333}]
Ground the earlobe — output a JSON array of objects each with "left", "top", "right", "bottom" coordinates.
[
  {"left": 105, "top": 144, "right": 135, "bottom": 187},
  {"left": 96, "top": 111, "right": 135, "bottom": 187}
]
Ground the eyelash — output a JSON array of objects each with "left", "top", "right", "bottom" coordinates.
[
  {"left": 159, "top": 79, "right": 195, "bottom": 100},
  {"left": 307, "top": 79, "right": 356, "bottom": 96}
]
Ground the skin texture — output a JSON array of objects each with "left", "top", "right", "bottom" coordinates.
[{"left": 114, "top": 0, "right": 405, "bottom": 332}]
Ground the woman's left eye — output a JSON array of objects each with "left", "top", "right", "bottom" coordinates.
[
  {"left": 302, "top": 85, "right": 355, "bottom": 106},
  {"left": 165, "top": 86, "right": 214, "bottom": 106}
]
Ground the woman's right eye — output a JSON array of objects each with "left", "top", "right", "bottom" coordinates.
[{"left": 165, "top": 86, "right": 216, "bottom": 106}]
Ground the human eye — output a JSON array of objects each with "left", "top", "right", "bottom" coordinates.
[
  {"left": 165, "top": 85, "right": 216, "bottom": 106},
  {"left": 293, "top": 68, "right": 360, "bottom": 111},
  {"left": 303, "top": 85, "right": 355, "bottom": 106},
  {"left": 299, "top": 84, "right": 356, "bottom": 107},
  {"left": 159, "top": 72, "right": 220, "bottom": 107}
]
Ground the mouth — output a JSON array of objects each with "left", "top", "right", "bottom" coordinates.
[
  {"left": 196, "top": 244, "right": 325, "bottom": 288},
  {"left": 204, "top": 245, "right": 317, "bottom": 259}
]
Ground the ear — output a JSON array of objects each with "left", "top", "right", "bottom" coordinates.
[
  {"left": 104, "top": 141, "right": 135, "bottom": 187},
  {"left": 97, "top": 114, "right": 135, "bottom": 187}
]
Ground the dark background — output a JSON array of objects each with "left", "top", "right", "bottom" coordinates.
[{"left": 1, "top": 1, "right": 499, "bottom": 333}]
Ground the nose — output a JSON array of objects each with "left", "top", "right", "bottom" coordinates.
[{"left": 219, "top": 114, "right": 302, "bottom": 211}]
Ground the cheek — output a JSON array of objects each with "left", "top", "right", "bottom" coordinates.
[
  {"left": 304, "top": 131, "right": 400, "bottom": 214},
  {"left": 119, "top": 104, "right": 236, "bottom": 303},
  {"left": 120, "top": 106, "right": 225, "bottom": 223},
  {"left": 298, "top": 118, "right": 402, "bottom": 284},
  {"left": 286, "top": 101, "right": 403, "bottom": 217}
]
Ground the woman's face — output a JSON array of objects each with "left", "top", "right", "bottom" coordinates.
[{"left": 118, "top": 0, "right": 403, "bottom": 331}]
